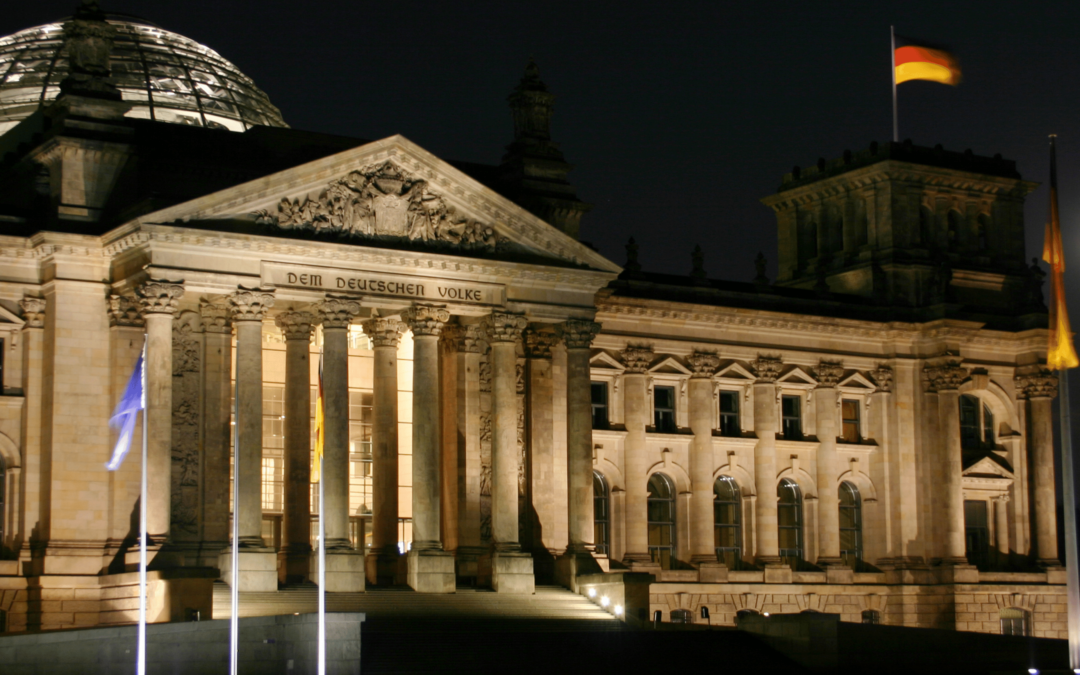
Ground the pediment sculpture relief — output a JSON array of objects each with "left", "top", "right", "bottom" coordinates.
[{"left": 255, "top": 161, "right": 508, "bottom": 251}]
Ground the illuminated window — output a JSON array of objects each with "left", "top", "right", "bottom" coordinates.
[
  {"left": 841, "top": 399, "right": 860, "bottom": 443},
  {"left": 839, "top": 481, "right": 862, "bottom": 567},
  {"left": 781, "top": 395, "right": 802, "bottom": 440},
  {"left": 1000, "top": 608, "right": 1029, "bottom": 636},
  {"left": 262, "top": 386, "right": 284, "bottom": 512},
  {"left": 719, "top": 391, "right": 740, "bottom": 437},
  {"left": 648, "top": 473, "right": 676, "bottom": 569},
  {"left": 591, "top": 382, "right": 609, "bottom": 430},
  {"left": 593, "top": 471, "right": 610, "bottom": 556},
  {"left": 714, "top": 476, "right": 741, "bottom": 569},
  {"left": 349, "top": 392, "right": 374, "bottom": 526},
  {"left": 778, "top": 478, "right": 803, "bottom": 569},
  {"left": 653, "top": 386, "right": 676, "bottom": 433},
  {"left": 959, "top": 395, "right": 994, "bottom": 451}
]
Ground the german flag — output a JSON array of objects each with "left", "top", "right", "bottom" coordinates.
[
  {"left": 895, "top": 36, "right": 961, "bottom": 86},
  {"left": 312, "top": 349, "right": 325, "bottom": 482},
  {"left": 1044, "top": 135, "right": 1078, "bottom": 370}
]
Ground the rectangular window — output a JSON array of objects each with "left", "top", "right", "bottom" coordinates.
[
  {"left": 262, "top": 386, "right": 284, "bottom": 512},
  {"left": 591, "top": 382, "right": 609, "bottom": 430},
  {"left": 964, "top": 499, "right": 990, "bottom": 569},
  {"left": 841, "top": 399, "right": 860, "bottom": 443},
  {"left": 654, "top": 386, "right": 676, "bottom": 433},
  {"left": 719, "top": 391, "right": 740, "bottom": 437},
  {"left": 781, "top": 395, "right": 802, "bottom": 440},
  {"left": 348, "top": 391, "right": 374, "bottom": 521}
]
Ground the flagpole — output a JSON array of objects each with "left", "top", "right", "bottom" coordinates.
[
  {"left": 137, "top": 337, "right": 147, "bottom": 675},
  {"left": 891, "top": 25, "right": 898, "bottom": 143},
  {"left": 230, "top": 375, "right": 240, "bottom": 675},
  {"left": 318, "top": 453, "right": 326, "bottom": 675}
]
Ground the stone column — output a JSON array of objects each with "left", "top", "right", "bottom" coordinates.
[
  {"left": 483, "top": 312, "right": 534, "bottom": 593},
  {"left": 402, "top": 306, "right": 455, "bottom": 593},
  {"left": 925, "top": 360, "right": 969, "bottom": 565},
  {"left": 200, "top": 300, "right": 232, "bottom": 552},
  {"left": 17, "top": 298, "right": 45, "bottom": 567},
  {"left": 620, "top": 346, "right": 654, "bottom": 568},
  {"left": 275, "top": 310, "right": 318, "bottom": 583},
  {"left": 447, "top": 323, "right": 484, "bottom": 579},
  {"left": 688, "top": 352, "right": 720, "bottom": 565},
  {"left": 814, "top": 360, "right": 844, "bottom": 567},
  {"left": 316, "top": 297, "right": 365, "bottom": 592},
  {"left": 523, "top": 328, "right": 557, "bottom": 554},
  {"left": 1017, "top": 369, "right": 1058, "bottom": 565},
  {"left": 136, "top": 280, "right": 184, "bottom": 543},
  {"left": 994, "top": 494, "right": 1011, "bottom": 561},
  {"left": 361, "top": 317, "right": 405, "bottom": 586},
  {"left": 751, "top": 356, "right": 783, "bottom": 570}
]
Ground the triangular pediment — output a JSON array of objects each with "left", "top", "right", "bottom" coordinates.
[
  {"left": 962, "top": 455, "right": 1015, "bottom": 479},
  {"left": 0, "top": 304, "right": 24, "bottom": 326},
  {"left": 590, "top": 352, "right": 625, "bottom": 370},
  {"left": 838, "top": 372, "right": 876, "bottom": 390},
  {"left": 716, "top": 361, "right": 755, "bottom": 381},
  {"left": 778, "top": 366, "right": 816, "bottom": 385},
  {"left": 649, "top": 356, "right": 692, "bottom": 375},
  {"left": 129, "top": 135, "right": 620, "bottom": 274}
]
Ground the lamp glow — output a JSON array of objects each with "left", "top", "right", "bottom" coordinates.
[
  {"left": 601, "top": 596, "right": 610, "bottom": 607},
  {"left": 1028, "top": 669, "right": 1038, "bottom": 675},
  {"left": 587, "top": 588, "right": 596, "bottom": 598},
  {"left": 614, "top": 605, "right": 623, "bottom": 616},
  {"left": 763, "top": 612, "right": 770, "bottom": 617}
]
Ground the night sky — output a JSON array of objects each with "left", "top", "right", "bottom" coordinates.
[{"left": 9, "top": 0, "right": 1080, "bottom": 285}]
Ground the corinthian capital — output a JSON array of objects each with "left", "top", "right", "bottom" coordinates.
[
  {"left": 1015, "top": 367, "right": 1057, "bottom": 399},
  {"left": 19, "top": 297, "right": 45, "bottom": 328},
  {"left": 483, "top": 312, "right": 527, "bottom": 344},
  {"left": 815, "top": 360, "right": 844, "bottom": 388},
  {"left": 199, "top": 298, "right": 231, "bottom": 334},
  {"left": 523, "top": 328, "right": 558, "bottom": 359},
  {"left": 688, "top": 351, "right": 720, "bottom": 378},
  {"left": 361, "top": 317, "right": 406, "bottom": 348},
  {"left": 444, "top": 323, "right": 484, "bottom": 353},
  {"left": 621, "top": 345, "right": 654, "bottom": 374},
  {"left": 561, "top": 319, "right": 601, "bottom": 350},
  {"left": 228, "top": 287, "right": 274, "bottom": 322},
  {"left": 107, "top": 294, "right": 143, "bottom": 328},
  {"left": 137, "top": 279, "right": 185, "bottom": 316},
  {"left": 275, "top": 311, "right": 319, "bottom": 341},
  {"left": 923, "top": 359, "right": 968, "bottom": 393},
  {"left": 316, "top": 297, "right": 359, "bottom": 329},
  {"left": 403, "top": 305, "right": 450, "bottom": 337},
  {"left": 751, "top": 354, "right": 783, "bottom": 383}
]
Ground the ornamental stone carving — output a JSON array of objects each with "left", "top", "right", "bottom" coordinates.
[
  {"left": 108, "top": 295, "right": 143, "bottom": 327},
  {"left": 1015, "top": 368, "right": 1057, "bottom": 399},
  {"left": 815, "top": 360, "right": 844, "bottom": 388},
  {"left": 924, "top": 360, "right": 968, "bottom": 393},
  {"left": 871, "top": 365, "right": 894, "bottom": 393},
  {"left": 199, "top": 299, "right": 231, "bottom": 334},
  {"left": 275, "top": 311, "right": 319, "bottom": 341},
  {"left": 561, "top": 319, "right": 602, "bottom": 350},
  {"left": 228, "top": 288, "right": 274, "bottom": 322},
  {"left": 138, "top": 280, "right": 185, "bottom": 316},
  {"left": 19, "top": 298, "right": 45, "bottom": 328},
  {"left": 403, "top": 306, "right": 450, "bottom": 337},
  {"left": 444, "top": 323, "right": 484, "bottom": 353},
  {"left": 688, "top": 352, "right": 720, "bottom": 378},
  {"left": 254, "top": 160, "right": 507, "bottom": 251},
  {"left": 751, "top": 355, "right": 784, "bottom": 383},
  {"left": 523, "top": 328, "right": 558, "bottom": 359},
  {"left": 621, "top": 346, "right": 654, "bottom": 374},
  {"left": 483, "top": 312, "right": 527, "bottom": 343},
  {"left": 316, "top": 297, "right": 360, "bottom": 329},
  {"left": 361, "top": 318, "right": 406, "bottom": 348}
]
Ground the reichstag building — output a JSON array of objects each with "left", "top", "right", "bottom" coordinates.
[{"left": 0, "top": 3, "right": 1065, "bottom": 638}]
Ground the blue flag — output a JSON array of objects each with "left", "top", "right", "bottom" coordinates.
[{"left": 106, "top": 345, "right": 145, "bottom": 471}]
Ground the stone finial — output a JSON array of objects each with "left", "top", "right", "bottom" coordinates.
[
  {"left": 19, "top": 297, "right": 46, "bottom": 328},
  {"left": 688, "top": 352, "right": 720, "bottom": 378},
  {"left": 107, "top": 294, "right": 143, "bottom": 327},
  {"left": 624, "top": 237, "right": 642, "bottom": 274},
  {"left": 523, "top": 328, "right": 558, "bottom": 359},
  {"left": 199, "top": 298, "right": 231, "bottom": 334},
  {"left": 561, "top": 319, "right": 601, "bottom": 350},
  {"left": 691, "top": 245, "right": 707, "bottom": 285},
  {"left": 923, "top": 360, "right": 968, "bottom": 393},
  {"left": 138, "top": 280, "right": 185, "bottom": 316},
  {"left": 228, "top": 287, "right": 274, "bottom": 322},
  {"left": 403, "top": 306, "right": 450, "bottom": 337},
  {"left": 361, "top": 318, "right": 406, "bottom": 348},
  {"left": 316, "top": 297, "right": 359, "bottom": 329},
  {"left": 620, "top": 346, "right": 654, "bottom": 374},
  {"left": 443, "top": 323, "right": 484, "bottom": 353},
  {"left": 275, "top": 311, "right": 319, "bottom": 341},
  {"left": 508, "top": 58, "right": 553, "bottom": 141},
  {"left": 60, "top": 0, "right": 121, "bottom": 100},
  {"left": 871, "top": 364, "right": 894, "bottom": 393},
  {"left": 815, "top": 360, "right": 844, "bottom": 388},
  {"left": 1015, "top": 367, "right": 1057, "bottom": 400},
  {"left": 754, "top": 251, "right": 769, "bottom": 285},
  {"left": 483, "top": 312, "right": 527, "bottom": 343},
  {"left": 751, "top": 355, "right": 784, "bottom": 383}
]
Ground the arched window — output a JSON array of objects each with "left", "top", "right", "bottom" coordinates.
[
  {"left": 1000, "top": 608, "right": 1029, "bottom": 636},
  {"left": 648, "top": 473, "right": 676, "bottom": 570},
  {"left": 714, "top": 476, "right": 742, "bottom": 569},
  {"left": 593, "top": 471, "right": 610, "bottom": 556},
  {"left": 778, "top": 478, "right": 804, "bottom": 569},
  {"left": 670, "top": 608, "right": 692, "bottom": 624},
  {"left": 862, "top": 610, "right": 881, "bottom": 624},
  {"left": 839, "top": 481, "right": 862, "bottom": 567},
  {"left": 959, "top": 394, "right": 995, "bottom": 451}
]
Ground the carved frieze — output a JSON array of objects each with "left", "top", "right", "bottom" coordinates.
[
  {"left": 361, "top": 318, "right": 406, "bottom": 348},
  {"left": 316, "top": 297, "right": 360, "bottom": 329},
  {"left": 815, "top": 360, "right": 844, "bottom": 388},
  {"left": 924, "top": 360, "right": 968, "bottom": 393},
  {"left": 1016, "top": 368, "right": 1057, "bottom": 399},
  {"left": 483, "top": 312, "right": 527, "bottom": 343},
  {"left": 228, "top": 288, "right": 274, "bottom": 322},
  {"left": 871, "top": 364, "right": 894, "bottom": 393},
  {"left": 561, "top": 319, "right": 602, "bottom": 350},
  {"left": 688, "top": 351, "right": 720, "bottom": 378},
  {"left": 523, "top": 328, "right": 558, "bottom": 359},
  {"left": 621, "top": 346, "right": 654, "bottom": 374},
  {"left": 138, "top": 280, "right": 185, "bottom": 316},
  {"left": 444, "top": 323, "right": 484, "bottom": 353},
  {"left": 199, "top": 299, "right": 231, "bottom": 334},
  {"left": 751, "top": 355, "right": 784, "bottom": 383},
  {"left": 254, "top": 160, "right": 507, "bottom": 251},
  {"left": 108, "top": 294, "right": 144, "bottom": 328},
  {"left": 18, "top": 298, "right": 45, "bottom": 328},
  {"left": 403, "top": 306, "right": 450, "bottom": 337},
  {"left": 276, "top": 311, "right": 319, "bottom": 341}
]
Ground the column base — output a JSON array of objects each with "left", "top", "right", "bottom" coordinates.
[
  {"left": 365, "top": 548, "right": 402, "bottom": 586},
  {"left": 218, "top": 547, "right": 277, "bottom": 592},
  {"left": 621, "top": 552, "right": 660, "bottom": 574},
  {"left": 934, "top": 558, "right": 978, "bottom": 583},
  {"left": 763, "top": 562, "right": 792, "bottom": 584},
  {"left": 319, "top": 550, "right": 366, "bottom": 592},
  {"left": 490, "top": 550, "right": 535, "bottom": 594},
  {"left": 824, "top": 564, "right": 853, "bottom": 584},
  {"left": 697, "top": 561, "right": 728, "bottom": 583},
  {"left": 554, "top": 548, "right": 603, "bottom": 592},
  {"left": 407, "top": 549, "right": 455, "bottom": 593},
  {"left": 278, "top": 543, "right": 313, "bottom": 585}
]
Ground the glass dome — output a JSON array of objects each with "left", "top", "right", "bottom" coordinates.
[{"left": 0, "top": 14, "right": 288, "bottom": 137}]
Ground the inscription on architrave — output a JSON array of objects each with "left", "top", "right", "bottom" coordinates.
[{"left": 263, "top": 262, "right": 505, "bottom": 307}]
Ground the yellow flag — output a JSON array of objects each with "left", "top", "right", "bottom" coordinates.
[
  {"left": 312, "top": 349, "right": 325, "bottom": 482},
  {"left": 1044, "top": 135, "right": 1079, "bottom": 370}
]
